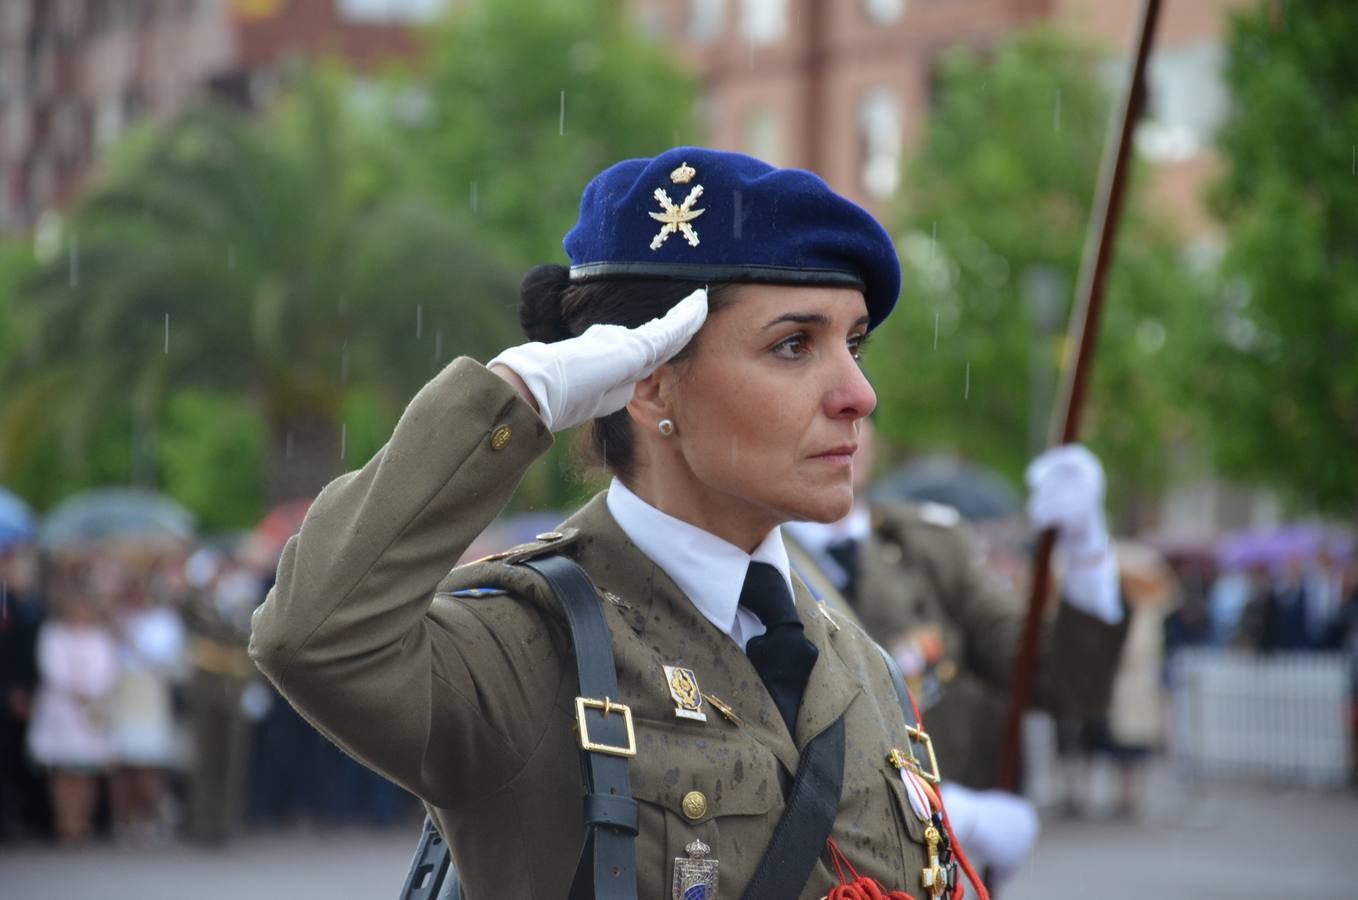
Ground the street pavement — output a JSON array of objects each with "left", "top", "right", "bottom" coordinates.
[{"left": 2, "top": 774, "right": 1355, "bottom": 899}]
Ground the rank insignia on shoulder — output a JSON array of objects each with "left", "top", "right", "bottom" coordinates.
[
  {"left": 442, "top": 587, "right": 508, "bottom": 599},
  {"left": 673, "top": 838, "right": 718, "bottom": 900},
  {"left": 663, "top": 665, "right": 707, "bottom": 722}
]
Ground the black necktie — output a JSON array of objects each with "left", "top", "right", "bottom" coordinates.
[
  {"left": 825, "top": 537, "right": 861, "bottom": 603},
  {"left": 740, "top": 562, "right": 819, "bottom": 736}
]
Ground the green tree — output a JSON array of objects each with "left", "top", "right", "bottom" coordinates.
[
  {"left": 868, "top": 30, "right": 1204, "bottom": 517},
  {"left": 1194, "top": 1, "right": 1358, "bottom": 516},
  {"left": 404, "top": 0, "right": 701, "bottom": 265},
  {"left": 1, "top": 71, "right": 519, "bottom": 524}
]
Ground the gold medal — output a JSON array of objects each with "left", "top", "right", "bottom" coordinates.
[
  {"left": 663, "top": 665, "right": 707, "bottom": 722},
  {"left": 672, "top": 838, "right": 718, "bottom": 899}
]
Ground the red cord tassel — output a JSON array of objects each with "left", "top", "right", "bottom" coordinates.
[{"left": 826, "top": 838, "right": 917, "bottom": 900}]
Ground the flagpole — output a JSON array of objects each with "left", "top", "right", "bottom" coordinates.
[{"left": 995, "top": 0, "right": 1164, "bottom": 792}]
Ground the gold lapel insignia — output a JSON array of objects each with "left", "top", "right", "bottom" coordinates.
[
  {"left": 662, "top": 665, "right": 707, "bottom": 722},
  {"left": 704, "top": 693, "right": 743, "bottom": 727},
  {"left": 649, "top": 163, "right": 705, "bottom": 250},
  {"left": 672, "top": 838, "right": 719, "bottom": 900},
  {"left": 814, "top": 603, "right": 841, "bottom": 632}
]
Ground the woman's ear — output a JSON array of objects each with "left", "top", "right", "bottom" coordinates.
[{"left": 627, "top": 364, "right": 674, "bottom": 433}]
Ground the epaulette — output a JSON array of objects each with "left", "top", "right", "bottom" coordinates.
[
  {"left": 470, "top": 527, "right": 580, "bottom": 566},
  {"left": 915, "top": 502, "right": 961, "bottom": 528}
]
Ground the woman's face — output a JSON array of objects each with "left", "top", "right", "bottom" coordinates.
[{"left": 649, "top": 284, "right": 876, "bottom": 541}]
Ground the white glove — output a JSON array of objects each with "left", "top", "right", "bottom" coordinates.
[
  {"left": 1025, "top": 444, "right": 1122, "bottom": 624},
  {"left": 488, "top": 288, "right": 708, "bottom": 432}
]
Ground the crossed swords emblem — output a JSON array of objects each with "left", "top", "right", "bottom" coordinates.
[{"left": 648, "top": 162, "right": 705, "bottom": 250}]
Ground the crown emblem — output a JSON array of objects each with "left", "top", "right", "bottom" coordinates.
[
  {"left": 685, "top": 839, "right": 711, "bottom": 859},
  {"left": 670, "top": 162, "right": 697, "bottom": 184}
]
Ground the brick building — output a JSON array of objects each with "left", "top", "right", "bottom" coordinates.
[
  {"left": 0, "top": 0, "right": 443, "bottom": 233},
  {"left": 635, "top": 0, "right": 1251, "bottom": 244}
]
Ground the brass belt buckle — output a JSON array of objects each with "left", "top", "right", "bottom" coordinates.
[{"left": 575, "top": 696, "right": 637, "bottom": 758}]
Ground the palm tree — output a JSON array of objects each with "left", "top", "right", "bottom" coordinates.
[{"left": 3, "top": 73, "right": 519, "bottom": 505}]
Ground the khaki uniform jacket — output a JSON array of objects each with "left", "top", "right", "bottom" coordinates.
[
  {"left": 789, "top": 503, "right": 1126, "bottom": 788},
  {"left": 251, "top": 359, "right": 940, "bottom": 899}
]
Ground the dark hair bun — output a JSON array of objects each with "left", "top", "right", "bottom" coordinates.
[{"left": 518, "top": 264, "right": 574, "bottom": 343}]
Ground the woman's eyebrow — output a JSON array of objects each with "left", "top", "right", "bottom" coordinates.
[
  {"left": 761, "top": 312, "right": 828, "bottom": 330},
  {"left": 760, "top": 312, "right": 872, "bottom": 331}
]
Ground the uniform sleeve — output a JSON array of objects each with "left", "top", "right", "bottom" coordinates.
[
  {"left": 937, "top": 524, "right": 1127, "bottom": 719},
  {"left": 249, "top": 357, "right": 557, "bottom": 807}
]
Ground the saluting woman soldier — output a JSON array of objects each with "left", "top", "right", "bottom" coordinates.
[{"left": 251, "top": 148, "right": 984, "bottom": 899}]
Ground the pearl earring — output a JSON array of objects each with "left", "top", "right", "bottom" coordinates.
[{"left": 658, "top": 419, "right": 676, "bottom": 437}]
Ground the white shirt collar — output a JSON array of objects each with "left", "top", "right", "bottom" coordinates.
[{"left": 606, "top": 478, "right": 792, "bottom": 649}]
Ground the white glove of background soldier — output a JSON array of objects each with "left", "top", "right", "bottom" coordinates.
[
  {"left": 1025, "top": 444, "right": 1123, "bottom": 624},
  {"left": 487, "top": 288, "right": 708, "bottom": 432}
]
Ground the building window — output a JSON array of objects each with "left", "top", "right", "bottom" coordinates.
[
  {"left": 689, "top": 0, "right": 724, "bottom": 42},
  {"left": 859, "top": 87, "right": 901, "bottom": 200},
  {"left": 741, "top": 0, "right": 785, "bottom": 46},
  {"left": 745, "top": 107, "right": 781, "bottom": 167},
  {"left": 863, "top": 0, "right": 905, "bottom": 24},
  {"left": 335, "top": 0, "right": 447, "bottom": 24}
]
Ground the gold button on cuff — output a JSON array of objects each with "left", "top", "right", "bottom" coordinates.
[
  {"left": 535, "top": 531, "right": 564, "bottom": 542},
  {"left": 489, "top": 425, "right": 512, "bottom": 450},
  {"left": 681, "top": 791, "right": 708, "bottom": 821}
]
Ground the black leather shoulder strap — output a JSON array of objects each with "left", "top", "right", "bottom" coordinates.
[
  {"left": 522, "top": 554, "right": 639, "bottom": 900},
  {"left": 398, "top": 552, "right": 637, "bottom": 900},
  {"left": 739, "top": 716, "right": 846, "bottom": 899}
]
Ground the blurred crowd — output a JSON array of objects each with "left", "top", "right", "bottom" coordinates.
[
  {"left": 3, "top": 480, "right": 1356, "bottom": 852},
  {"left": 1055, "top": 531, "right": 1358, "bottom": 819},
  {"left": 0, "top": 491, "right": 416, "bottom": 848}
]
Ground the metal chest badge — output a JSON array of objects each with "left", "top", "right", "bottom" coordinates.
[
  {"left": 673, "top": 838, "right": 719, "bottom": 900},
  {"left": 649, "top": 162, "right": 705, "bottom": 250},
  {"left": 663, "top": 665, "right": 707, "bottom": 722}
]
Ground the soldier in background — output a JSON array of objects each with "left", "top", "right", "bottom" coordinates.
[
  {"left": 785, "top": 419, "right": 1126, "bottom": 889},
  {"left": 182, "top": 546, "right": 263, "bottom": 844}
]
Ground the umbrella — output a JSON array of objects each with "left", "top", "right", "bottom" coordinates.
[
  {"left": 0, "top": 487, "right": 35, "bottom": 551},
  {"left": 1216, "top": 525, "right": 1327, "bottom": 571},
  {"left": 871, "top": 455, "right": 1022, "bottom": 522},
  {"left": 39, "top": 488, "right": 195, "bottom": 550}
]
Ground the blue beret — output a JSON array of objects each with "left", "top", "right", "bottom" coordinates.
[{"left": 563, "top": 147, "right": 901, "bottom": 330}]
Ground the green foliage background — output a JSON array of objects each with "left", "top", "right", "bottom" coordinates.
[
  {"left": 1189, "top": 0, "right": 1358, "bottom": 517},
  {"left": 2, "top": 1, "right": 1355, "bottom": 532},
  {"left": 869, "top": 31, "right": 1204, "bottom": 520}
]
